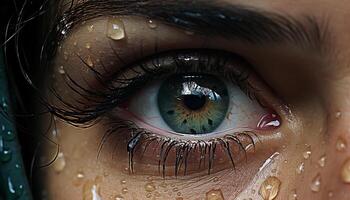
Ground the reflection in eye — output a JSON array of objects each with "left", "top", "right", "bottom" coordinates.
[{"left": 95, "top": 50, "right": 283, "bottom": 177}]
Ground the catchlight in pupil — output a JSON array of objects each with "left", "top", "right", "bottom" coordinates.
[{"left": 157, "top": 74, "right": 229, "bottom": 134}]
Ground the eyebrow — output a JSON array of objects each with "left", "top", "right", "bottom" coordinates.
[{"left": 48, "top": 0, "right": 329, "bottom": 56}]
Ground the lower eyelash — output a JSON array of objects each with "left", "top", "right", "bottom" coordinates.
[{"left": 105, "top": 118, "right": 259, "bottom": 177}]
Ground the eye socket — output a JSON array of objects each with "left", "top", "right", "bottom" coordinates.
[{"left": 103, "top": 50, "right": 282, "bottom": 176}]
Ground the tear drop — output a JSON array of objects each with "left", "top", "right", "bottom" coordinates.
[
  {"left": 259, "top": 176, "right": 281, "bottom": 200},
  {"left": 4, "top": 130, "right": 15, "bottom": 141},
  {"left": 85, "top": 43, "right": 91, "bottom": 49},
  {"left": 310, "top": 173, "right": 321, "bottom": 192},
  {"left": 107, "top": 17, "right": 125, "bottom": 40},
  {"left": 303, "top": 148, "right": 311, "bottom": 160},
  {"left": 340, "top": 158, "right": 350, "bottom": 184},
  {"left": 205, "top": 189, "right": 224, "bottom": 200},
  {"left": 86, "top": 56, "right": 94, "bottom": 67},
  {"left": 7, "top": 177, "right": 23, "bottom": 199}
]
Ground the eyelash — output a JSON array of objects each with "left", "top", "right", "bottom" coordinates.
[{"left": 105, "top": 118, "right": 258, "bottom": 177}]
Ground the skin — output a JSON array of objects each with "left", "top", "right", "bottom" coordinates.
[{"left": 35, "top": 0, "right": 350, "bottom": 199}]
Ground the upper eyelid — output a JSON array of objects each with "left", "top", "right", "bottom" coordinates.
[{"left": 51, "top": 1, "right": 329, "bottom": 56}]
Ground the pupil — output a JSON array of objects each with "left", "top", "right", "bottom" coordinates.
[{"left": 183, "top": 94, "right": 206, "bottom": 111}]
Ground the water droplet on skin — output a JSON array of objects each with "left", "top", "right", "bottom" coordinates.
[
  {"left": 288, "top": 190, "right": 297, "bottom": 200},
  {"left": 336, "top": 138, "right": 347, "bottom": 151},
  {"left": 86, "top": 56, "right": 94, "bottom": 67},
  {"left": 83, "top": 180, "right": 102, "bottom": 200},
  {"left": 341, "top": 158, "right": 350, "bottom": 183},
  {"left": 120, "top": 179, "right": 127, "bottom": 184},
  {"left": 303, "top": 149, "right": 311, "bottom": 160},
  {"left": 335, "top": 111, "right": 342, "bottom": 119},
  {"left": 73, "top": 171, "right": 85, "bottom": 186},
  {"left": 296, "top": 163, "right": 304, "bottom": 174},
  {"left": 73, "top": 41, "right": 78, "bottom": 46},
  {"left": 310, "top": 173, "right": 321, "bottom": 192},
  {"left": 4, "top": 130, "right": 15, "bottom": 141},
  {"left": 53, "top": 152, "right": 66, "bottom": 173},
  {"left": 121, "top": 188, "right": 128, "bottom": 194},
  {"left": 318, "top": 155, "right": 326, "bottom": 168},
  {"left": 85, "top": 43, "right": 91, "bottom": 49},
  {"left": 146, "top": 193, "right": 152, "bottom": 198},
  {"left": 173, "top": 187, "right": 179, "bottom": 192},
  {"left": 251, "top": 189, "right": 256, "bottom": 194},
  {"left": 88, "top": 25, "right": 94, "bottom": 32},
  {"left": 206, "top": 189, "right": 224, "bottom": 200},
  {"left": 148, "top": 20, "right": 157, "bottom": 29},
  {"left": 144, "top": 182, "right": 156, "bottom": 192},
  {"left": 7, "top": 177, "right": 23, "bottom": 199},
  {"left": 107, "top": 17, "right": 126, "bottom": 40},
  {"left": 58, "top": 66, "right": 65, "bottom": 74},
  {"left": 114, "top": 194, "right": 124, "bottom": 200},
  {"left": 259, "top": 176, "right": 281, "bottom": 200},
  {"left": 1, "top": 147, "right": 12, "bottom": 162}
]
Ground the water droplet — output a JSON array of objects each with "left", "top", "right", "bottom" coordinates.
[
  {"left": 341, "top": 158, "right": 350, "bottom": 183},
  {"left": 148, "top": 20, "right": 157, "bottom": 29},
  {"left": 58, "top": 66, "right": 65, "bottom": 74},
  {"left": 83, "top": 180, "right": 102, "bottom": 200},
  {"left": 336, "top": 138, "right": 347, "bottom": 151},
  {"left": 85, "top": 43, "right": 91, "bottom": 49},
  {"left": 73, "top": 41, "right": 78, "bottom": 46},
  {"left": 120, "top": 179, "right": 127, "bottom": 184},
  {"left": 7, "top": 177, "right": 23, "bottom": 199},
  {"left": 288, "top": 190, "right": 297, "bottom": 200},
  {"left": 296, "top": 163, "right": 304, "bottom": 174},
  {"left": 206, "top": 189, "right": 224, "bottom": 200},
  {"left": 259, "top": 176, "right": 281, "bottom": 200},
  {"left": 88, "top": 25, "right": 94, "bottom": 32},
  {"left": 318, "top": 155, "right": 326, "bottom": 168},
  {"left": 146, "top": 193, "right": 152, "bottom": 198},
  {"left": 172, "top": 187, "right": 179, "bottom": 192},
  {"left": 303, "top": 149, "right": 311, "bottom": 160},
  {"left": 1, "top": 147, "right": 12, "bottom": 162},
  {"left": 53, "top": 152, "right": 66, "bottom": 173},
  {"left": 335, "top": 111, "right": 342, "bottom": 119},
  {"left": 114, "top": 194, "right": 124, "bottom": 200},
  {"left": 121, "top": 187, "right": 128, "bottom": 194},
  {"left": 4, "top": 130, "right": 15, "bottom": 141},
  {"left": 107, "top": 17, "right": 125, "bottom": 40},
  {"left": 86, "top": 56, "right": 94, "bottom": 67},
  {"left": 310, "top": 173, "right": 321, "bottom": 192},
  {"left": 144, "top": 182, "right": 156, "bottom": 192},
  {"left": 73, "top": 171, "right": 85, "bottom": 186}
]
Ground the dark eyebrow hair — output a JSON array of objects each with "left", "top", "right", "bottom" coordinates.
[{"left": 47, "top": 0, "right": 329, "bottom": 58}]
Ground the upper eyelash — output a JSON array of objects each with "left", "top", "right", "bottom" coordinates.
[
  {"left": 104, "top": 118, "right": 259, "bottom": 177},
  {"left": 50, "top": 49, "right": 254, "bottom": 127}
]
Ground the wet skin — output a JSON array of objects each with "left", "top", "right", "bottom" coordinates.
[{"left": 36, "top": 0, "right": 350, "bottom": 199}]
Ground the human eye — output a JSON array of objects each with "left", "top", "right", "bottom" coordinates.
[{"left": 111, "top": 50, "right": 281, "bottom": 176}]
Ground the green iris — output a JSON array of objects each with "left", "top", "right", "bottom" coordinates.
[{"left": 158, "top": 74, "right": 229, "bottom": 134}]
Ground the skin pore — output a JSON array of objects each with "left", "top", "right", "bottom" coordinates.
[{"left": 34, "top": 0, "right": 350, "bottom": 199}]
